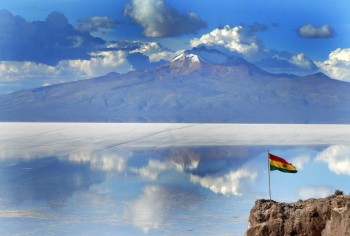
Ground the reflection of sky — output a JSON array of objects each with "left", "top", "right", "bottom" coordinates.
[{"left": 1, "top": 123, "right": 350, "bottom": 235}]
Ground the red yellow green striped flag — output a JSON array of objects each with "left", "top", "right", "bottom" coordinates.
[{"left": 269, "top": 153, "right": 297, "bottom": 173}]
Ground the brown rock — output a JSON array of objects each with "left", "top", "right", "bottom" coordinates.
[{"left": 245, "top": 195, "right": 350, "bottom": 236}]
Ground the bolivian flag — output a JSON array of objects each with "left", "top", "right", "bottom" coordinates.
[{"left": 269, "top": 153, "right": 297, "bottom": 173}]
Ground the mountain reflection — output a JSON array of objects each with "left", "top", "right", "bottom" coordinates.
[{"left": 1, "top": 142, "right": 347, "bottom": 235}]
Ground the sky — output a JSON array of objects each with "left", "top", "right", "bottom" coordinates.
[
  {"left": 1, "top": 123, "right": 350, "bottom": 235},
  {"left": 0, "top": 0, "right": 350, "bottom": 94}
]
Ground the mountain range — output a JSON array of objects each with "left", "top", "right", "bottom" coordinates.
[{"left": 0, "top": 46, "right": 350, "bottom": 123}]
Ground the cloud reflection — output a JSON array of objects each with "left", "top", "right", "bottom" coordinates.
[
  {"left": 124, "top": 185, "right": 204, "bottom": 233},
  {"left": 190, "top": 168, "right": 257, "bottom": 196},
  {"left": 130, "top": 159, "right": 173, "bottom": 180},
  {"left": 298, "top": 185, "right": 334, "bottom": 199},
  {"left": 316, "top": 145, "right": 350, "bottom": 175},
  {"left": 66, "top": 149, "right": 130, "bottom": 172},
  {"left": 128, "top": 147, "right": 259, "bottom": 196},
  {"left": 290, "top": 155, "right": 312, "bottom": 170}
]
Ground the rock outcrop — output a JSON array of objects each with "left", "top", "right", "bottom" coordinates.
[{"left": 245, "top": 194, "right": 350, "bottom": 236}]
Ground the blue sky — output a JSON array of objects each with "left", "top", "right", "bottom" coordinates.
[{"left": 0, "top": 0, "right": 350, "bottom": 94}]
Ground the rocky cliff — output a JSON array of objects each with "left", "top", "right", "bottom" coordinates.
[{"left": 245, "top": 194, "right": 350, "bottom": 236}]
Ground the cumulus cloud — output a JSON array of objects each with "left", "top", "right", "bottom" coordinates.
[
  {"left": 298, "top": 185, "right": 333, "bottom": 199},
  {"left": 124, "top": 0, "right": 206, "bottom": 37},
  {"left": 124, "top": 41, "right": 181, "bottom": 69},
  {"left": 190, "top": 25, "right": 318, "bottom": 74},
  {"left": 290, "top": 53, "right": 315, "bottom": 69},
  {"left": 256, "top": 50, "right": 318, "bottom": 74},
  {"left": 76, "top": 16, "right": 122, "bottom": 33},
  {"left": 297, "top": 24, "right": 335, "bottom": 39},
  {"left": 190, "top": 168, "right": 257, "bottom": 196},
  {"left": 130, "top": 41, "right": 182, "bottom": 62},
  {"left": 62, "top": 50, "right": 132, "bottom": 76},
  {"left": 316, "top": 145, "right": 350, "bottom": 175},
  {"left": 106, "top": 40, "right": 179, "bottom": 69},
  {"left": 0, "top": 39, "right": 183, "bottom": 94},
  {"left": 0, "top": 40, "right": 181, "bottom": 93},
  {"left": 0, "top": 61, "right": 57, "bottom": 81},
  {"left": 0, "top": 10, "right": 105, "bottom": 65},
  {"left": 316, "top": 48, "right": 350, "bottom": 82},
  {"left": 0, "top": 49, "right": 133, "bottom": 94},
  {"left": 0, "top": 61, "right": 60, "bottom": 94},
  {"left": 191, "top": 25, "right": 261, "bottom": 58}
]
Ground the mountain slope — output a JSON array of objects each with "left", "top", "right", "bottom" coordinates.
[{"left": 0, "top": 47, "right": 350, "bottom": 123}]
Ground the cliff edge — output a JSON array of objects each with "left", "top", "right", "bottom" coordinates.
[{"left": 245, "top": 194, "right": 350, "bottom": 236}]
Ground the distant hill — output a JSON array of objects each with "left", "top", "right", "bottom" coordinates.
[{"left": 0, "top": 46, "right": 350, "bottom": 123}]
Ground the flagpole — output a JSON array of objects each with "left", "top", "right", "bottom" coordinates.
[{"left": 268, "top": 150, "right": 271, "bottom": 201}]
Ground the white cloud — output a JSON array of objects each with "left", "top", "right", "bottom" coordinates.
[
  {"left": 191, "top": 25, "right": 260, "bottom": 57},
  {"left": 62, "top": 50, "right": 132, "bottom": 76},
  {"left": 76, "top": 16, "right": 121, "bottom": 33},
  {"left": 130, "top": 41, "right": 182, "bottom": 62},
  {"left": 297, "top": 24, "right": 335, "bottom": 38},
  {"left": 290, "top": 53, "right": 315, "bottom": 69},
  {"left": 316, "top": 145, "right": 350, "bottom": 175},
  {"left": 298, "top": 186, "right": 333, "bottom": 199},
  {"left": 0, "top": 50, "right": 133, "bottom": 93},
  {"left": 190, "top": 168, "right": 257, "bottom": 196},
  {"left": 316, "top": 48, "right": 350, "bottom": 82},
  {"left": 124, "top": 0, "right": 206, "bottom": 37},
  {"left": 255, "top": 51, "right": 318, "bottom": 74},
  {"left": 0, "top": 61, "right": 57, "bottom": 82},
  {"left": 190, "top": 25, "right": 318, "bottom": 74},
  {"left": 0, "top": 39, "right": 187, "bottom": 94}
]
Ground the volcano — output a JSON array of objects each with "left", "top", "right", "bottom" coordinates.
[{"left": 0, "top": 46, "right": 349, "bottom": 123}]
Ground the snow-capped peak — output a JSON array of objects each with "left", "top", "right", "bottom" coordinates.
[
  {"left": 171, "top": 53, "right": 202, "bottom": 63},
  {"left": 171, "top": 46, "right": 248, "bottom": 67}
]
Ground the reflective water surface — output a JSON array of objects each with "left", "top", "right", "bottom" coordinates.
[{"left": 1, "top": 123, "right": 350, "bottom": 235}]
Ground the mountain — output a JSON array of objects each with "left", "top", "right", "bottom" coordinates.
[{"left": 0, "top": 46, "right": 350, "bottom": 123}]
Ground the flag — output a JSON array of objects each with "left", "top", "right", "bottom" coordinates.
[{"left": 269, "top": 153, "right": 297, "bottom": 173}]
